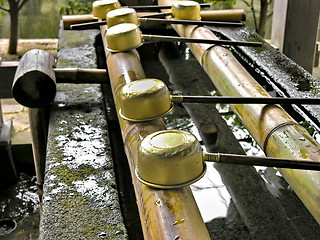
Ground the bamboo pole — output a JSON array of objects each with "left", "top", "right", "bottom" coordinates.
[
  {"left": 70, "top": 18, "right": 242, "bottom": 30},
  {"left": 101, "top": 26, "right": 211, "bottom": 239},
  {"left": 63, "top": 9, "right": 246, "bottom": 29},
  {"left": 158, "top": 0, "right": 320, "bottom": 223}
]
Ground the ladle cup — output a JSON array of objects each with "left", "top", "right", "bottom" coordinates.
[
  {"left": 119, "top": 79, "right": 320, "bottom": 122},
  {"left": 92, "top": 0, "right": 121, "bottom": 19},
  {"left": 136, "top": 130, "right": 320, "bottom": 189},
  {"left": 105, "top": 23, "right": 262, "bottom": 52},
  {"left": 92, "top": 0, "right": 209, "bottom": 20},
  {"left": 106, "top": 7, "right": 242, "bottom": 28}
]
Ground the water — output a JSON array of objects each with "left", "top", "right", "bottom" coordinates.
[{"left": 0, "top": 0, "right": 68, "bottom": 38}]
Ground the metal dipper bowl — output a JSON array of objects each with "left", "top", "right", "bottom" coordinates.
[
  {"left": 92, "top": 0, "right": 121, "bottom": 19},
  {"left": 119, "top": 79, "right": 173, "bottom": 121},
  {"left": 136, "top": 129, "right": 206, "bottom": 188}
]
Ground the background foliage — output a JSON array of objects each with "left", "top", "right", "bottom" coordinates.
[{"left": 60, "top": 0, "right": 95, "bottom": 15}]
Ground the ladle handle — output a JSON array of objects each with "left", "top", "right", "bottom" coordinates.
[
  {"left": 171, "top": 95, "right": 320, "bottom": 105},
  {"left": 139, "top": 18, "right": 243, "bottom": 27},
  {"left": 70, "top": 20, "right": 106, "bottom": 30},
  {"left": 204, "top": 153, "right": 320, "bottom": 171},
  {"left": 128, "top": 3, "right": 211, "bottom": 10},
  {"left": 142, "top": 34, "right": 262, "bottom": 47},
  {"left": 139, "top": 12, "right": 172, "bottom": 18}
]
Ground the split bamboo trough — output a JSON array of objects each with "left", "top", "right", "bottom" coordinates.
[{"left": 159, "top": 0, "right": 320, "bottom": 224}]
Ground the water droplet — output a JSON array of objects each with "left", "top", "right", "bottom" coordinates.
[
  {"left": 172, "top": 219, "right": 185, "bottom": 226},
  {"left": 155, "top": 199, "right": 162, "bottom": 206},
  {"left": 98, "top": 232, "right": 108, "bottom": 238}
]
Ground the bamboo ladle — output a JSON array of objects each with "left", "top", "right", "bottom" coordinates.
[
  {"left": 119, "top": 79, "right": 320, "bottom": 122},
  {"left": 71, "top": 6, "right": 242, "bottom": 30},
  {"left": 92, "top": 0, "right": 210, "bottom": 19},
  {"left": 136, "top": 130, "right": 320, "bottom": 189},
  {"left": 105, "top": 23, "right": 261, "bottom": 52}
]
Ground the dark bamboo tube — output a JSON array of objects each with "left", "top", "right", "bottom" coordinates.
[
  {"left": 204, "top": 153, "right": 320, "bottom": 171},
  {"left": 28, "top": 107, "right": 50, "bottom": 201},
  {"left": 11, "top": 50, "right": 108, "bottom": 107},
  {"left": 54, "top": 68, "right": 108, "bottom": 83},
  {"left": 12, "top": 49, "right": 56, "bottom": 108},
  {"left": 171, "top": 95, "right": 320, "bottom": 105},
  {"left": 143, "top": 34, "right": 262, "bottom": 47},
  {"left": 70, "top": 17, "right": 242, "bottom": 30}
]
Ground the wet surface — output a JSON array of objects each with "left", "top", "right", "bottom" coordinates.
[
  {"left": 140, "top": 41, "right": 320, "bottom": 239},
  {"left": 39, "top": 29, "right": 128, "bottom": 240},
  {"left": 19, "top": 20, "right": 320, "bottom": 240},
  {"left": 0, "top": 174, "right": 39, "bottom": 239},
  {"left": 208, "top": 25, "right": 320, "bottom": 131}
]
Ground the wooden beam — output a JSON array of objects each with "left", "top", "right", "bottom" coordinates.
[{"left": 271, "top": 0, "right": 320, "bottom": 73}]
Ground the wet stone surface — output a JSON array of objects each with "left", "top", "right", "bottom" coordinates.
[
  {"left": 39, "top": 29, "right": 127, "bottom": 239},
  {"left": 209, "top": 25, "right": 320, "bottom": 126}
]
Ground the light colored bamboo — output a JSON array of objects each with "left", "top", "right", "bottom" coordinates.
[
  {"left": 200, "top": 9, "right": 246, "bottom": 21},
  {"left": 101, "top": 26, "right": 211, "bottom": 239},
  {"left": 159, "top": 0, "right": 320, "bottom": 224}
]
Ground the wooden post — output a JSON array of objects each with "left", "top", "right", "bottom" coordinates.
[
  {"left": 0, "top": 101, "right": 3, "bottom": 129},
  {"left": 0, "top": 103, "right": 17, "bottom": 189},
  {"left": 271, "top": 0, "right": 320, "bottom": 73},
  {"left": 28, "top": 107, "right": 50, "bottom": 201},
  {"left": 12, "top": 49, "right": 56, "bottom": 108}
]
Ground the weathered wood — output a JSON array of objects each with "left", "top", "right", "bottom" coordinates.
[
  {"left": 101, "top": 25, "right": 211, "bottom": 240},
  {"left": 0, "top": 101, "right": 3, "bottom": 128},
  {"left": 12, "top": 49, "right": 56, "bottom": 108},
  {"left": 0, "top": 119, "right": 17, "bottom": 189},
  {"left": 0, "top": 61, "right": 19, "bottom": 99},
  {"left": 160, "top": 0, "right": 320, "bottom": 224},
  {"left": 271, "top": 0, "right": 320, "bottom": 73},
  {"left": 54, "top": 68, "right": 108, "bottom": 83},
  {"left": 4, "top": 55, "right": 108, "bottom": 104},
  {"left": 28, "top": 107, "right": 50, "bottom": 201}
]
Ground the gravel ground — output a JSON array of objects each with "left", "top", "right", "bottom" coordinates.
[{"left": 0, "top": 39, "right": 58, "bottom": 61}]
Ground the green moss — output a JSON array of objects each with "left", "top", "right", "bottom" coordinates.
[
  {"left": 59, "top": 31, "right": 94, "bottom": 48},
  {"left": 50, "top": 164, "right": 100, "bottom": 186}
]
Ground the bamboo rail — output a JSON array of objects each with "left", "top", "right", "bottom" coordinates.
[
  {"left": 63, "top": 9, "right": 246, "bottom": 29},
  {"left": 101, "top": 26, "right": 211, "bottom": 239},
  {"left": 159, "top": 0, "right": 320, "bottom": 223}
]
